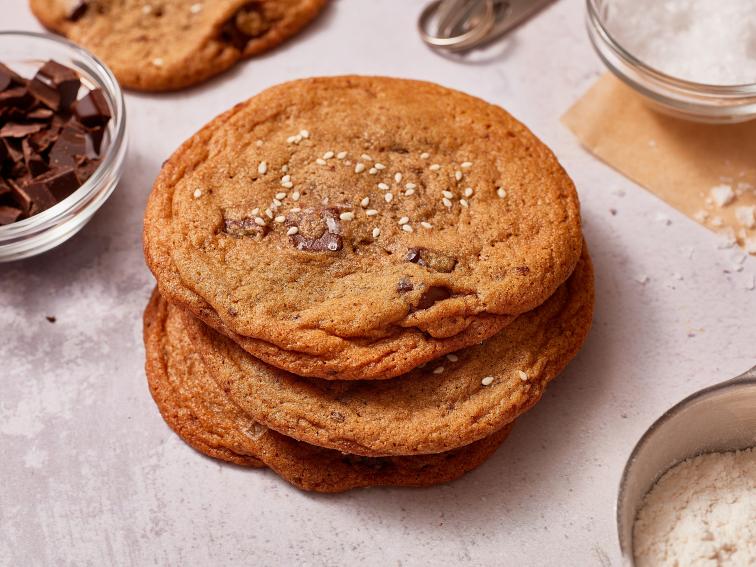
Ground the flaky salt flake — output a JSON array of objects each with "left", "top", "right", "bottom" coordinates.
[{"left": 734, "top": 206, "right": 756, "bottom": 229}]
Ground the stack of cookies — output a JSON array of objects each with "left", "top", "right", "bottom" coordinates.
[{"left": 142, "top": 76, "right": 594, "bottom": 493}]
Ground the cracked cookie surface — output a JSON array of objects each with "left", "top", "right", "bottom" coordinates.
[
  {"left": 29, "top": 0, "right": 327, "bottom": 91},
  {"left": 144, "top": 76, "right": 583, "bottom": 379},
  {"left": 144, "top": 290, "right": 513, "bottom": 492}
]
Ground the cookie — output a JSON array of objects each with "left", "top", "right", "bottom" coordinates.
[
  {"left": 144, "top": 290, "right": 513, "bottom": 492},
  {"left": 144, "top": 76, "right": 583, "bottom": 379},
  {"left": 29, "top": 0, "right": 328, "bottom": 91},
  {"left": 184, "top": 244, "right": 594, "bottom": 457}
]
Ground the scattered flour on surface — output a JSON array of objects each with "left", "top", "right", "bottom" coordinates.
[{"left": 633, "top": 447, "right": 756, "bottom": 566}]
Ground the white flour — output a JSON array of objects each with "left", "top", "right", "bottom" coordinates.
[{"left": 633, "top": 447, "right": 756, "bottom": 566}]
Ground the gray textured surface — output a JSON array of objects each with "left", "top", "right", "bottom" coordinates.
[{"left": 1, "top": 1, "right": 755, "bottom": 565}]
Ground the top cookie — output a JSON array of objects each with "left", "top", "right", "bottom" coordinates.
[
  {"left": 29, "top": 0, "right": 327, "bottom": 91},
  {"left": 144, "top": 76, "right": 583, "bottom": 376}
]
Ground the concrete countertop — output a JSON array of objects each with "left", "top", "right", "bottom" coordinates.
[{"left": 2, "top": 1, "right": 754, "bottom": 565}]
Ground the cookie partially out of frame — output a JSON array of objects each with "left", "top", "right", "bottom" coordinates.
[
  {"left": 144, "top": 290, "right": 513, "bottom": 493},
  {"left": 30, "top": 0, "right": 328, "bottom": 91},
  {"left": 182, "top": 245, "right": 593, "bottom": 457},
  {"left": 144, "top": 76, "right": 583, "bottom": 379}
]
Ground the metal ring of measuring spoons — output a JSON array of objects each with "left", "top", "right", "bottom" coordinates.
[{"left": 418, "top": 0, "right": 497, "bottom": 51}]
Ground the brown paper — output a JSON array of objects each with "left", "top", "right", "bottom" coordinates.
[{"left": 562, "top": 74, "right": 756, "bottom": 253}]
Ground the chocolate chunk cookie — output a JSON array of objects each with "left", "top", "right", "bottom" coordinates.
[
  {"left": 144, "top": 290, "right": 513, "bottom": 492},
  {"left": 29, "top": 0, "right": 328, "bottom": 91},
  {"left": 144, "top": 76, "right": 583, "bottom": 379},
  {"left": 181, "top": 246, "right": 593, "bottom": 457}
]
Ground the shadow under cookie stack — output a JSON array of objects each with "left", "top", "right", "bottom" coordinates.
[{"left": 142, "top": 76, "right": 594, "bottom": 493}]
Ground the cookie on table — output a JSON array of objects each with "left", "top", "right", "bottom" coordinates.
[
  {"left": 183, "top": 245, "right": 594, "bottom": 457},
  {"left": 29, "top": 0, "right": 328, "bottom": 91},
  {"left": 144, "top": 290, "right": 513, "bottom": 493},
  {"left": 144, "top": 76, "right": 583, "bottom": 379}
]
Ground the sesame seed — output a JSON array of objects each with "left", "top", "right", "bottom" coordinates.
[
  {"left": 265, "top": 208, "right": 273, "bottom": 219},
  {"left": 368, "top": 167, "right": 378, "bottom": 175},
  {"left": 446, "top": 354, "right": 458, "bottom": 362},
  {"left": 299, "top": 129, "right": 310, "bottom": 138},
  {"left": 291, "top": 207, "right": 301, "bottom": 212},
  {"left": 398, "top": 216, "right": 409, "bottom": 225},
  {"left": 442, "top": 190, "right": 454, "bottom": 199},
  {"left": 455, "top": 171, "right": 462, "bottom": 181},
  {"left": 421, "top": 221, "right": 432, "bottom": 229},
  {"left": 461, "top": 161, "right": 473, "bottom": 169},
  {"left": 340, "top": 212, "right": 355, "bottom": 221},
  {"left": 361, "top": 154, "right": 372, "bottom": 161},
  {"left": 258, "top": 161, "right": 268, "bottom": 175},
  {"left": 360, "top": 197, "right": 370, "bottom": 208},
  {"left": 254, "top": 217, "right": 266, "bottom": 226},
  {"left": 433, "top": 366, "right": 445, "bottom": 374},
  {"left": 255, "top": 140, "right": 264, "bottom": 147},
  {"left": 464, "top": 187, "right": 474, "bottom": 197},
  {"left": 323, "top": 151, "right": 334, "bottom": 159},
  {"left": 275, "top": 192, "right": 287, "bottom": 200},
  {"left": 497, "top": 187, "right": 507, "bottom": 198},
  {"left": 420, "top": 152, "right": 430, "bottom": 159},
  {"left": 405, "top": 183, "right": 417, "bottom": 190},
  {"left": 193, "top": 188, "right": 202, "bottom": 198},
  {"left": 518, "top": 370, "right": 528, "bottom": 381},
  {"left": 460, "top": 199, "right": 469, "bottom": 208},
  {"left": 372, "top": 227, "right": 381, "bottom": 238},
  {"left": 337, "top": 151, "right": 347, "bottom": 159},
  {"left": 402, "top": 224, "right": 413, "bottom": 233},
  {"left": 282, "top": 182, "right": 294, "bottom": 190},
  {"left": 316, "top": 158, "right": 327, "bottom": 166},
  {"left": 378, "top": 182, "right": 389, "bottom": 191},
  {"left": 152, "top": 57, "right": 164, "bottom": 67},
  {"left": 281, "top": 175, "right": 291, "bottom": 184},
  {"left": 292, "top": 191, "right": 301, "bottom": 201},
  {"left": 374, "top": 163, "right": 386, "bottom": 170},
  {"left": 287, "top": 226, "right": 299, "bottom": 236},
  {"left": 404, "top": 189, "right": 416, "bottom": 196},
  {"left": 385, "top": 192, "right": 393, "bottom": 203},
  {"left": 286, "top": 135, "right": 297, "bottom": 144},
  {"left": 274, "top": 215, "right": 286, "bottom": 223},
  {"left": 355, "top": 163, "right": 366, "bottom": 173},
  {"left": 272, "top": 199, "right": 283, "bottom": 207},
  {"left": 442, "top": 197, "right": 452, "bottom": 208},
  {"left": 429, "top": 164, "right": 441, "bottom": 171},
  {"left": 394, "top": 172, "right": 402, "bottom": 183},
  {"left": 481, "top": 376, "right": 494, "bottom": 386},
  {"left": 190, "top": 3, "right": 202, "bottom": 14},
  {"left": 366, "top": 209, "right": 378, "bottom": 216},
  {"left": 251, "top": 208, "right": 260, "bottom": 215}
]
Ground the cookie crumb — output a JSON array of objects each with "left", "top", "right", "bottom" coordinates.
[
  {"left": 734, "top": 206, "right": 755, "bottom": 228},
  {"left": 710, "top": 184, "right": 735, "bottom": 207}
]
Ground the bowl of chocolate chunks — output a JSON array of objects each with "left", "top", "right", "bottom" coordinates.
[{"left": 0, "top": 31, "right": 126, "bottom": 262}]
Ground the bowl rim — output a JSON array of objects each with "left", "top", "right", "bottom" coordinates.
[
  {"left": 616, "top": 364, "right": 756, "bottom": 564},
  {"left": 586, "top": 0, "right": 756, "bottom": 94},
  {"left": 0, "top": 30, "right": 127, "bottom": 246}
]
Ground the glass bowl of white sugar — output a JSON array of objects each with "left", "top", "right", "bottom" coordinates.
[
  {"left": 616, "top": 365, "right": 756, "bottom": 566},
  {"left": 586, "top": 0, "right": 756, "bottom": 123}
]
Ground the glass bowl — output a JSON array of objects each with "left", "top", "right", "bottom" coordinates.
[
  {"left": 586, "top": 0, "right": 756, "bottom": 124},
  {"left": 616, "top": 364, "right": 756, "bottom": 565},
  {"left": 0, "top": 31, "right": 127, "bottom": 262}
]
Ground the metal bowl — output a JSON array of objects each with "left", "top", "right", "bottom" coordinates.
[{"left": 616, "top": 364, "right": 756, "bottom": 565}]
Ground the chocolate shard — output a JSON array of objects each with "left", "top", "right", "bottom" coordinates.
[
  {"left": 223, "top": 216, "right": 269, "bottom": 238},
  {"left": 73, "top": 89, "right": 110, "bottom": 128},
  {"left": 0, "top": 63, "right": 26, "bottom": 92},
  {"left": 0, "top": 87, "right": 33, "bottom": 109},
  {"left": 87, "top": 126, "right": 106, "bottom": 155},
  {"left": 3, "top": 138, "right": 23, "bottom": 164},
  {"left": 0, "top": 122, "right": 45, "bottom": 138},
  {"left": 404, "top": 247, "right": 458, "bottom": 273},
  {"left": 49, "top": 126, "right": 86, "bottom": 167},
  {"left": 29, "top": 60, "right": 81, "bottom": 111},
  {"left": 33, "top": 167, "right": 81, "bottom": 201},
  {"left": 286, "top": 207, "right": 344, "bottom": 252},
  {"left": 0, "top": 205, "right": 23, "bottom": 225},
  {"left": 23, "top": 180, "right": 59, "bottom": 214},
  {"left": 26, "top": 107, "right": 54, "bottom": 120},
  {"left": 416, "top": 286, "right": 453, "bottom": 310},
  {"left": 75, "top": 156, "right": 101, "bottom": 183},
  {"left": 22, "top": 139, "right": 48, "bottom": 177},
  {"left": 397, "top": 277, "right": 414, "bottom": 293}
]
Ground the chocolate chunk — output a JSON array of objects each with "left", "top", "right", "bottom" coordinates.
[
  {"left": 223, "top": 216, "right": 269, "bottom": 238},
  {"left": 29, "top": 60, "right": 81, "bottom": 111},
  {"left": 416, "top": 286, "right": 452, "bottom": 310},
  {"left": 0, "top": 87, "right": 33, "bottom": 110},
  {"left": 67, "top": 0, "right": 89, "bottom": 21},
  {"left": 0, "top": 206, "right": 22, "bottom": 225},
  {"left": 27, "top": 107, "right": 54, "bottom": 120},
  {"left": 3, "top": 138, "right": 23, "bottom": 163},
  {"left": 405, "top": 247, "right": 458, "bottom": 273},
  {"left": 397, "top": 278, "right": 414, "bottom": 293},
  {"left": 73, "top": 89, "right": 110, "bottom": 128},
  {"left": 0, "top": 122, "right": 45, "bottom": 138},
  {"left": 286, "top": 207, "right": 344, "bottom": 252},
  {"left": 87, "top": 126, "right": 106, "bottom": 154},
  {"left": 49, "top": 127, "right": 86, "bottom": 167},
  {"left": 0, "top": 63, "right": 26, "bottom": 92},
  {"left": 29, "top": 125, "right": 61, "bottom": 153},
  {"left": 75, "top": 156, "right": 101, "bottom": 183},
  {"left": 34, "top": 167, "right": 81, "bottom": 201},
  {"left": 13, "top": 180, "right": 57, "bottom": 215},
  {"left": 515, "top": 266, "right": 530, "bottom": 275},
  {"left": 22, "top": 139, "right": 48, "bottom": 177}
]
